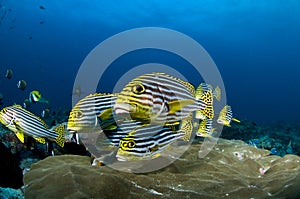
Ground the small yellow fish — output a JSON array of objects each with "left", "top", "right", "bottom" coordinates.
[
  {"left": 196, "top": 119, "right": 215, "bottom": 138},
  {"left": 217, "top": 105, "right": 240, "bottom": 127}
]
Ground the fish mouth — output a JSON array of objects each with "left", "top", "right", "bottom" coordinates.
[
  {"left": 114, "top": 103, "right": 136, "bottom": 115},
  {"left": 116, "top": 154, "right": 128, "bottom": 162}
]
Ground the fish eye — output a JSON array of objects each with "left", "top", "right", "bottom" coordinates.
[
  {"left": 128, "top": 140, "right": 136, "bottom": 148},
  {"left": 72, "top": 110, "right": 83, "bottom": 118},
  {"left": 120, "top": 139, "right": 136, "bottom": 150},
  {"left": 132, "top": 84, "right": 145, "bottom": 94}
]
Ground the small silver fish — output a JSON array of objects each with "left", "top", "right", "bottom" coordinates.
[
  {"left": 5, "top": 69, "right": 13, "bottom": 79},
  {"left": 23, "top": 99, "right": 30, "bottom": 108},
  {"left": 17, "top": 80, "right": 27, "bottom": 90},
  {"left": 41, "top": 108, "right": 50, "bottom": 118}
]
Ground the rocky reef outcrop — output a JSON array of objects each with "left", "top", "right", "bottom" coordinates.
[{"left": 24, "top": 139, "right": 300, "bottom": 199}]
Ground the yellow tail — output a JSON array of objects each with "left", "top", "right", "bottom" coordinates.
[
  {"left": 195, "top": 90, "right": 214, "bottom": 119},
  {"left": 53, "top": 124, "right": 65, "bottom": 147}
]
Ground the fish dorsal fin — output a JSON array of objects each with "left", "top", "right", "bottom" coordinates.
[
  {"left": 179, "top": 113, "right": 193, "bottom": 142},
  {"left": 15, "top": 132, "right": 25, "bottom": 143},
  {"left": 37, "top": 117, "right": 48, "bottom": 129},
  {"left": 86, "top": 93, "right": 117, "bottom": 98},
  {"left": 12, "top": 104, "right": 23, "bottom": 109},
  {"left": 157, "top": 72, "right": 195, "bottom": 95},
  {"left": 168, "top": 99, "right": 195, "bottom": 114}
]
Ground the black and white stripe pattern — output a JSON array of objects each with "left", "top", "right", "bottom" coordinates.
[
  {"left": 0, "top": 105, "right": 57, "bottom": 139},
  {"left": 115, "top": 72, "right": 208, "bottom": 124},
  {"left": 217, "top": 105, "right": 233, "bottom": 126},
  {"left": 116, "top": 124, "right": 184, "bottom": 160},
  {"left": 67, "top": 93, "right": 117, "bottom": 132}
]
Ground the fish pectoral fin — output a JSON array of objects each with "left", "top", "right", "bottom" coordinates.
[
  {"left": 98, "top": 108, "right": 113, "bottom": 121},
  {"left": 103, "top": 124, "right": 118, "bottom": 130},
  {"left": 34, "top": 137, "right": 46, "bottom": 144},
  {"left": 53, "top": 124, "right": 65, "bottom": 147},
  {"left": 15, "top": 132, "right": 25, "bottom": 143},
  {"left": 151, "top": 153, "right": 161, "bottom": 159},
  {"left": 168, "top": 99, "right": 195, "bottom": 114}
]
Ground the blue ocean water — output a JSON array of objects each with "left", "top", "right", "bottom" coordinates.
[{"left": 0, "top": 0, "right": 299, "bottom": 124}]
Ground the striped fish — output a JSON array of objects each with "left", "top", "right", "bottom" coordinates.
[
  {"left": 104, "top": 120, "right": 144, "bottom": 146},
  {"left": 113, "top": 72, "right": 214, "bottom": 126},
  {"left": 195, "top": 83, "right": 221, "bottom": 101},
  {"left": 196, "top": 118, "right": 214, "bottom": 138},
  {"left": 116, "top": 124, "right": 185, "bottom": 161},
  {"left": 217, "top": 105, "right": 240, "bottom": 127},
  {"left": 67, "top": 93, "right": 118, "bottom": 133},
  {"left": 0, "top": 105, "right": 65, "bottom": 147},
  {"left": 194, "top": 83, "right": 221, "bottom": 120}
]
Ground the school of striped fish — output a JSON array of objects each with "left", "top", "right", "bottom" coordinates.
[{"left": 0, "top": 72, "right": 240, "bottom": 162}]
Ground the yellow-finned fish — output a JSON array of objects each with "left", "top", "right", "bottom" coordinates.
[
  {"left": 29, "top": 90, "right": 49, "bottom": 104},
  {"left": 194, "top": 83, "right": 221, "bottom": 120},
  {"left": 196, "top": 119, "right": 214, "bottom": 138},
  {"left": 113, "top": 72, "right": 214, "bottom": 125},
  {"left": 195, "top": 83, "right": 221, "bottom": 101},
  {"left": 116, "top": 124, "right": 185, "bottom": 161},
  {"left": 67, "top": 93, "right": 118, "bottom": 133},
  {"left": 217, "top": 105, "right": 240, "bottom": 127},
  {"left": 0, "top": 105, "right": 65, "bottom": 147}
]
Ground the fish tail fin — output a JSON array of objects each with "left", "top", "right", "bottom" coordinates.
[
  {"left": 53, "top": 124, "right": 65, "bottom": 147},
  {"left": 195, "top": 90, "right": 214, "bottom": 119},
  {"left": 40, "top": 97, "right": 49, "bottom": 104},
  {"left": 179, "top": 116, "right": 193, "bottom": 142},
  {"left": 232, "top": 118, "right": 240, "bottom": 123},
  {"left": 214, "top": 86, "right": 221, "bottom": 101}
]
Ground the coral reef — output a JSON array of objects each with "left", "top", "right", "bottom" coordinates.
[
  {"left": 24, "top": 139, "right": 300, "bottom": 199},
  {"left": 221, "top": 120, "right": 300, "bottom": 156},
  {"left": 0, "top": 187, "right": 24, "bottom": 199}
]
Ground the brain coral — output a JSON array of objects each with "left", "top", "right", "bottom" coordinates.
[{"left": 24, "top": 139, "right": 300, "bottom": 199}]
